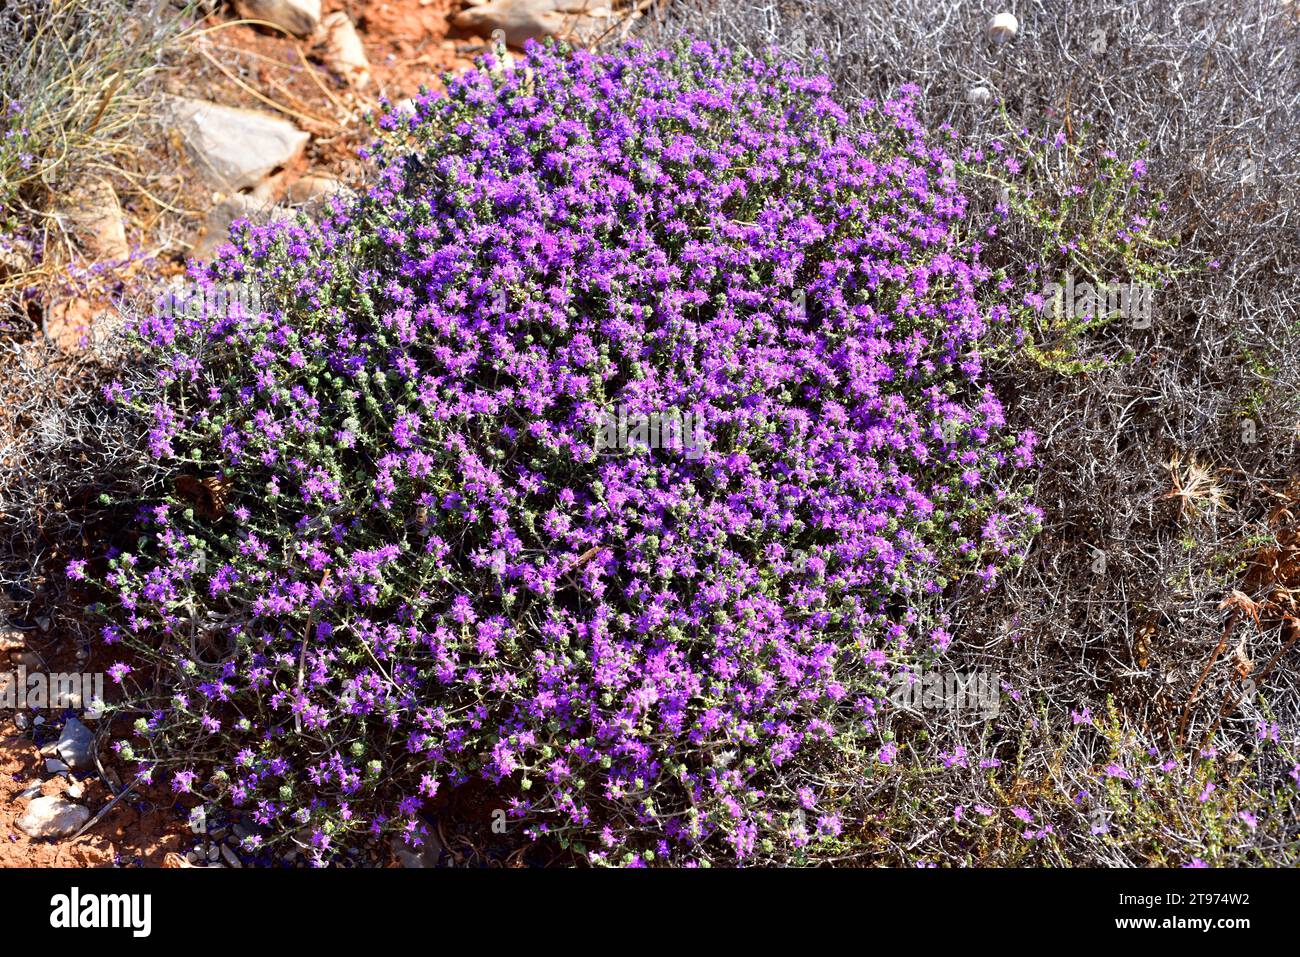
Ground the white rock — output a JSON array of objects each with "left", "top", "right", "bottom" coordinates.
[
  {"left": 967, "top": 85, "right": 994, "bottom": 107},
  {"left": 17, "top": 796, "right": 90, "bottom": 839},
  {"left": 321, "top": 12, "right": 371, "bottom": 90},
  {"left": 233, "top": 0, "right": 321, "bottom": 38},
  {"left": 453, "top": 0, "right": 603, "bottom": 47},
  {"left": 168, "top": 97, "right": 309, "bottom": 193},
  {"left": 986, "top": 12, "right": 1019, "bottom": 43},
  {"left": 45, "top": 758, "right": 70, "bottom": 775},
  {"left": 16, "top": 782, "right": 42, "bottom": 801},
  {"left": 55, "top": 179, "right": 129, "bottom": 262}
]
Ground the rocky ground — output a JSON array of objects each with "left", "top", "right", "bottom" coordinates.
[{"left": 2, "top": 0, "right": 645, "bottom": 869}]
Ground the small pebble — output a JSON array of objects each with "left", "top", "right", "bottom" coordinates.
[
  {"left": 17, "top": 795, "right": 89, "bottom": 838},
  {"left": 986, "top": 12, "right": 1019, "bottom": 43},
  {"left": 54, "top": 717, "right": 96, "bottom": 771}
]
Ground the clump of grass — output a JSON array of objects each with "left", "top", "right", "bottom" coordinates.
[{"left": 0, "top": 0, "right": 193, "bottom": 332}]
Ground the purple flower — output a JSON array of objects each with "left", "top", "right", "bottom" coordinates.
[{"left": 107, "top": 662, "right": 132, "bottom": 684}]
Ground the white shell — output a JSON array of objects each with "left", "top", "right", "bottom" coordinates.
[
  {"left": 986, "top": 12, "right": 1020, "bottom": 43},
  {"left": 967, "top": 85, "right": 994, "bottom": 107}
]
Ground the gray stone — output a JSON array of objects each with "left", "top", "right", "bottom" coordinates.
[
  {"left": 169, "top": 97, "right": 309, "bottom": 193},
  {"left": 233, "top": 0, "right": 321, "bottom": 38},
  {"left": 44, "top": 758, "right": 70, "bottom": 775},
  {"left": 54, "top": 178, "right": 128, "bottom": 262},
  {"left": 17, "top": 796, "right": 90, "bottom": 839},
  {"left": 55, "top": 716, "right": 96, "bottom": 771},
  {"left": 453, "top": 0, "right": 607, "bottom": 47},
  {"left": 220, "top": 844, "right": 242, "bottom": 868},
  {"left": 321, "top": 12, "right": 370, "bottom": 89}
]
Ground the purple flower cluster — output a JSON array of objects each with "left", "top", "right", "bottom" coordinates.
[{"left": 94, "top": 39, "right": 1038, "bottom": 865}]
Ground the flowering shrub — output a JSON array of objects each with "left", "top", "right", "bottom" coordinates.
[{"left": 85, "top": 39, "right": 1041, "bottom": 865}]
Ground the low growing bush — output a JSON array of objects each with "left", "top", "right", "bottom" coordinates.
[{"left": 82, "top": 39, "right": 1044, "bottom": 865}]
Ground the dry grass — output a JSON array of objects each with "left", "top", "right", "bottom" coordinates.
[{"left": 0, "top": 0, "right": 195, "bottom": 336}]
